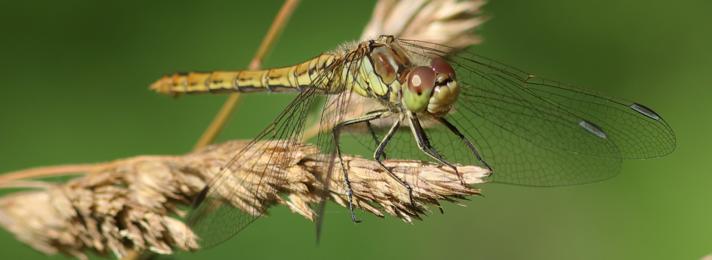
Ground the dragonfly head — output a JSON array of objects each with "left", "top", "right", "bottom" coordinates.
[{"left": 402, "top": 57, "right": 459, "bottom": 116}]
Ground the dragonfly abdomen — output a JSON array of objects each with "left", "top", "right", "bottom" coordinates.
[{"left": 150, "top": 54, "right": 337, "bottom": 95}]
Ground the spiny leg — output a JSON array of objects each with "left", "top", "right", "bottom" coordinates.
[
  {"left": 436, "top": 117, "right": 493, "bottom": 177},
  {"left": 407, "top": 113, "right": 462, "bottom": 184},
  {"left": 332, "top": 110, "right": 387, "bottom": 223},
  {"left": 372, "top": 115, "right": 416, "bottom": 207}
]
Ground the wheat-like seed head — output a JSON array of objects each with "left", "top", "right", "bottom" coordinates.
[
  {"left": 0, "top": 141, "right": 488, "bottom": 259},
  {"left": 0, "top": 1, "right": 490, "bottom": 258},
  {"left": 361, "top": 0, "right": 486, "bottom": 48}
]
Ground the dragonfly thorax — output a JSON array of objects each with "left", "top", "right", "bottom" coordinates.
[{"left": 366, "top": 39, "right": 459, "bottom": 117}]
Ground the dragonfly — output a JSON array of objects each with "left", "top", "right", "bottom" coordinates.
[{"left": 151, "top": 35, "right": 676, "bottom": 248}]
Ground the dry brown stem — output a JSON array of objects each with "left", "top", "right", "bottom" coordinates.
[
  {"left": 193, "top": 0, "right": 300, "bottom": 150},
  {"left": 0, "top": 1, "right": 491, "bottom": 259},
  {"left": 0, "top": 140, "right": 488, "bottom": 259},
  {"left": 113, "top": 1, "right": 299, "bottom": 258},
  {"left": 0, "top": 164, "right": 96, "bottom": 184}
]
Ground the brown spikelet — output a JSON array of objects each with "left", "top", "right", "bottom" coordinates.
[
  {"left": 361, "top": 0, "right": 486, "bottom": 48},
  {"left": 0, "top": 140, "right": 488, "bottom": 259}
]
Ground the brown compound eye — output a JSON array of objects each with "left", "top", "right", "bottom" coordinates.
[
  {"left": 370, "top": 48, "right": 397, "bottom": 84},
  {"left": 406, "top": 66, "right": 436, "bottom": 95},
  {"left": 430, "top": 57, "right": 455, "bottom": 78}
]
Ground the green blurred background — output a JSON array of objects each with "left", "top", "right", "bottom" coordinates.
[{"left": 0, "top": 0, "right": 709, "bottom": 259}]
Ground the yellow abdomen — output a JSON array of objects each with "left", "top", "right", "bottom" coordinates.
[{"left": 150, "top": 54, "right": 337, "bottom": 95}]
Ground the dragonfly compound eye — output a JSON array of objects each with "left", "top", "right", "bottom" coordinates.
[
  {"left": 370, "top": 47, "right": 398, "bottom": 84},
  {"left": 407, "top": 66, "right": 436, "bottom": 95},
  {"left": 403, "top": 66, "right": 436, "bottom": 113},
  {"left": 430, "top": 57, "right": 455, "bottom": 80}
]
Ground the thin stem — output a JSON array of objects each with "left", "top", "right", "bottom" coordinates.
[
  {"left": 0, "top": 156, "right": 177, "bottom": 187},
  {"left": 0, "top": 164, "right": 97, "bottom": 185},
  {"left": 193, "top": 94, "right": 241, "bottom": 150},
  {"left": 193, "top": 0, "right": 301, "bottom": 150},
  {"left": 123, "top": 1, "right": 300, "bottom": 260},
  {"left": 0, "top": 180, "right": 56, "bottom": 189},
  {"left": 0, "top": 1, "right": 299, "bottom": 258}
]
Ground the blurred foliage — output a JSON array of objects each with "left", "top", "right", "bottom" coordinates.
[{"left": 0, "top": 0, "right": 710, "bottom": 259}]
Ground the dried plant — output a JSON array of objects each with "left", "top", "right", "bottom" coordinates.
[
  {"left": 0, "top": 141, "right": 488, "bottom": 259},
  {"left": 361, "top": 0, "right": 486, "bottom": 48},
  {"left": 0, "top": 1, "right": 490, "bottom": 259}
]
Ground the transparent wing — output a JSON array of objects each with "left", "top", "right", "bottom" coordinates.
[
  {"left": 345, "top": 115, "right": 623, "bottom": 186},
  {"left": 312, "top": 50, "right": 366, "bottom": 241},
  {"left": 186, "top": 89, "right": 322, "bottom": 248},
  {"left": 186, "top": 52, "right": 358, "bottom": 248},
  {"left": 376, "top": 39, "right": 677, "bottom": 186}
]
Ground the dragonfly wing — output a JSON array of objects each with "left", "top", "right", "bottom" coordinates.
[
  {"left": 186, "top": 86, "right": 324, "bottom": 248},
  {"left": 186, "top": 49, "right": 362, "bottom": 247},
  {"left": 393, "top": 39, "right": 675, "bottom": 186},
  {"left": 451, "top": 54, "right": 675, "bottom": 159}
]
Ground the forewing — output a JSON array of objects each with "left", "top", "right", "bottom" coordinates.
[
  {"left": 186, "top": 54, "right": 352, "bottom": 248},
  {"left": 186, "top": 88, "right": 321, "bottom": 248},
  {"left": 393, "top": 39, "right": 675, "bottom": 186}
]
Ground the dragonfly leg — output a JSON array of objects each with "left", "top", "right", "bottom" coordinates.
[
  {"left": 332, "top": 110, "right": 387, "bottom": 223},
  {"left": 408, "top": 113, "right": 463, "bottom": 185},
  {"left": 436, "top": 117, "right": 493, "bottom": 183},
  {"left": 365, "top": 121, "right": 386, "bottom": 159},
  {"left": 373, "top": 115, "right": 416, "bottom": 207}
]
